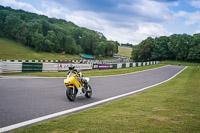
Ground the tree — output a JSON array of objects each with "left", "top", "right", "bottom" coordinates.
[
  {"left": 15, "top": 22, "right": 29, "bottom": 44},
  {"left": 3, "top": 14, "right": 23, "bottom": 39},
  {"left": 105, "top": 41, "right": 117, "bottom": 56},
  {"left": 45, "top": 30, "right": 59, "bottom": 52},
  {"left": 64, "top": 36, "right": 77, "bottom": 54},
  {"left": 151, "top": 36, "right": 172, "bottom": 60},
  {"left": 138, "top": 37, "right": 154, "bottom": 61},
  {"left": 132, "top": 45, "right": 140, "bottom": 61},
  {"left": 188, "top": 33, "right": 200, "bottom": 61},
  {"left": 168, "top": 34, "right": 191, "bottom": 60},
  {"left": 94, "top": 41, "right": 106, "bottom": 57},
  {"left": 32, "top": 32, "right": 44, "bottom": 51}
]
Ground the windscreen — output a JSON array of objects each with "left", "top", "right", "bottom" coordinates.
[{"left": 67, "top": 72, "right": 76, "bottom": 78}]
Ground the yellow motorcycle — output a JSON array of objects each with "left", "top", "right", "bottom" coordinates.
[{"left": 64, "top": 71, "right": 92, "bottom": 101}]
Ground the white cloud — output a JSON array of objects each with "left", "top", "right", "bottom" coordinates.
[
  {"left": 184, "top": 11, "right": 200, "bottom": 26},
  {"left": 0, "top": 0, "right": 44, "bottom": 15},
  {"left": 190, "top": 0, "right": 200, "bottom": 8},
  {"left": 195, "top": 27, "right": 200, "bottom": 33},
  {"left": 117, "top": 0, "right": 174, "bottom": 22},
  {"left": 136, "top": 22, "right": 172, "bottom": 37},
  {"left": 176, "top": 10, "right": 200, "bottom": 26}
]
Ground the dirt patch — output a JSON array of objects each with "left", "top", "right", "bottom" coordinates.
[
  {"left": 151, "top": 115, "right": 169, "bottom": 121},
  {"left": 154, "top": 107, "right": 168, "bottom": 111}
]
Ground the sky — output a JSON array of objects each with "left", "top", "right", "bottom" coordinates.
[{"left": 1, "top": 0, "right": 200, "bottom": 45}]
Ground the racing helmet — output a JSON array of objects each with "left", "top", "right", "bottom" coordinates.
[{"left": 69, "top": 65, "right": 75, "bottom": 70}]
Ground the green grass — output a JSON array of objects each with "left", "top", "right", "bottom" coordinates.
[
  {"left": 13, "top": 66, "right": 200, "bottom": 133},
  {"left": 161, "top": 60, "right": 200, "bottom": 66},
  {"left": 0, "top": 38, "right": 81, "bottom": 60},
  {"left": 2, "top": 64, "right": 165, "bottom": 77},
  {"left": 118, "top": 46, "right": 132, "bottom": 57}
]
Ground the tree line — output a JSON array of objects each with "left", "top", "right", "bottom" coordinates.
[
  {"left": 0, "top": 6, "right": 118, "bottom": 57},
  {"left": 120, "top": 43, "right": 133, "bottom": 48},
  {"left": 132, "top": 34, "right": 200, "bottom": 62}
]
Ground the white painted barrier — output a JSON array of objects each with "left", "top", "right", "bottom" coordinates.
[
  {"left": 126, "top": 63, "right": 130, "bottom": 68},
  {"left": 42, "top": 63, "right": 58, "bottom": 72},
  {"left": 0, "top": 61, "right": 2, "bottom": 73},
  {"left": 2, "top": 62, "right": 22, "bottom": 73},
  {"left": 117, "top": 63, "right": 122, "bottom": 69}
]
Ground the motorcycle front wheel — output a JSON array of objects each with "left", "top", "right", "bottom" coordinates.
[
  {"left": 66, "top": 87, "right": 76, "bottom": 101},
  {"left": 85, "top": 85, "right": 92, "bottom": 98}
]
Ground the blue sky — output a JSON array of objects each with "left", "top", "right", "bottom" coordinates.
[{"left": 1, "top": 0, "right": 200, "bottom": 44}]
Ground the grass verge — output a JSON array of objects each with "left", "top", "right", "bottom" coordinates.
[
  {"left": 2, "top": 64, "right": 166, "bottom": 77},
  {"left": 161, "top": 60, "right": 200, "bottom": 66},
  {"left": 13, "top": 66, "right": 200, "bottom": 133}
]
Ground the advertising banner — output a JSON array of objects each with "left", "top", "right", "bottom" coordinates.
[
  {"left": 93, "top": 64, "right": 113, "bottom": 69},
  {"left": 58, "top": 63, "right": 93, "bottom": 71}
]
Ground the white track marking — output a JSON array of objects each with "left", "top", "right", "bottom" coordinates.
[{"left": 0, "top": 66, "right": 187, "bottom": 132}]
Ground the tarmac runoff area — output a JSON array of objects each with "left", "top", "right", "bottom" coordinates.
[{"left": 0, "top": 65, "right": 186, "bottom": 132}]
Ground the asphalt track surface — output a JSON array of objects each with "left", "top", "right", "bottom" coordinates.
[{"left": 0, "top": 65, "right": 185, "bottom": 129}]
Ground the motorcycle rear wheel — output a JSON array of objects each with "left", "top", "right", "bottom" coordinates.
[
  {"left": 66, "top": 87, "right": 76, "bottom": 101},
  {"left": 85, "top": 85, "right": 92, "bottom": 98}
]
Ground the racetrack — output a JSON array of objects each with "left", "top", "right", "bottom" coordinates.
[{"left": 0, "top": 65, "right": 186, "bottom": 131}]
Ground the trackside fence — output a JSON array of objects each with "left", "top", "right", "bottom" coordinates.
[{"left": 0, "top": 61, "right": 159, "bottom": 73}]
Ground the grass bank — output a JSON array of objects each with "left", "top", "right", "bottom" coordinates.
[
  {"left": 13, "top": 66, "right": 200, "bottom": 133},
  {"left": 0, "top": 38, "right": 81, "bottom": 60},
  {"left": 118, "top": 46, "right": 132, "bottom": 57},
  {"left": 3, "top": 64, "right": 165, "bottom": 77}
]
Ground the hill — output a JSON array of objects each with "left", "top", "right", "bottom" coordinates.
[
  {"left": 118, "top": 46, "right": 132, "bottom": 57},
  {"left": 0, "top": 38, "right": 81, "bottom": 60},
  {"left": 0, "top": 6, "right": 118, "bottom": 58}
]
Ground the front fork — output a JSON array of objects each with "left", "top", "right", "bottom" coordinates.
[{"left": 73, "top": 85, "right": 75, "bottom": 94}]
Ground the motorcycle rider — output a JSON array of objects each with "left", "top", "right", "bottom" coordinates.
[
  {"left": 67, "top": 65, "right": 88, "bottom": 92},
  {"left": 68, "top": 65, "right": 84, "bottom": 82},
  {"left": 68, "top": 65, "right": 81, "bottom": 76}
]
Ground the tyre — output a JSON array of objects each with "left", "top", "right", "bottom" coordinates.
[
  {"left": 66, "top": 87, "right": 76, "bottom": 101},
  {"left": 85, "top": 85, "right": 92, "bottom": 98}
]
